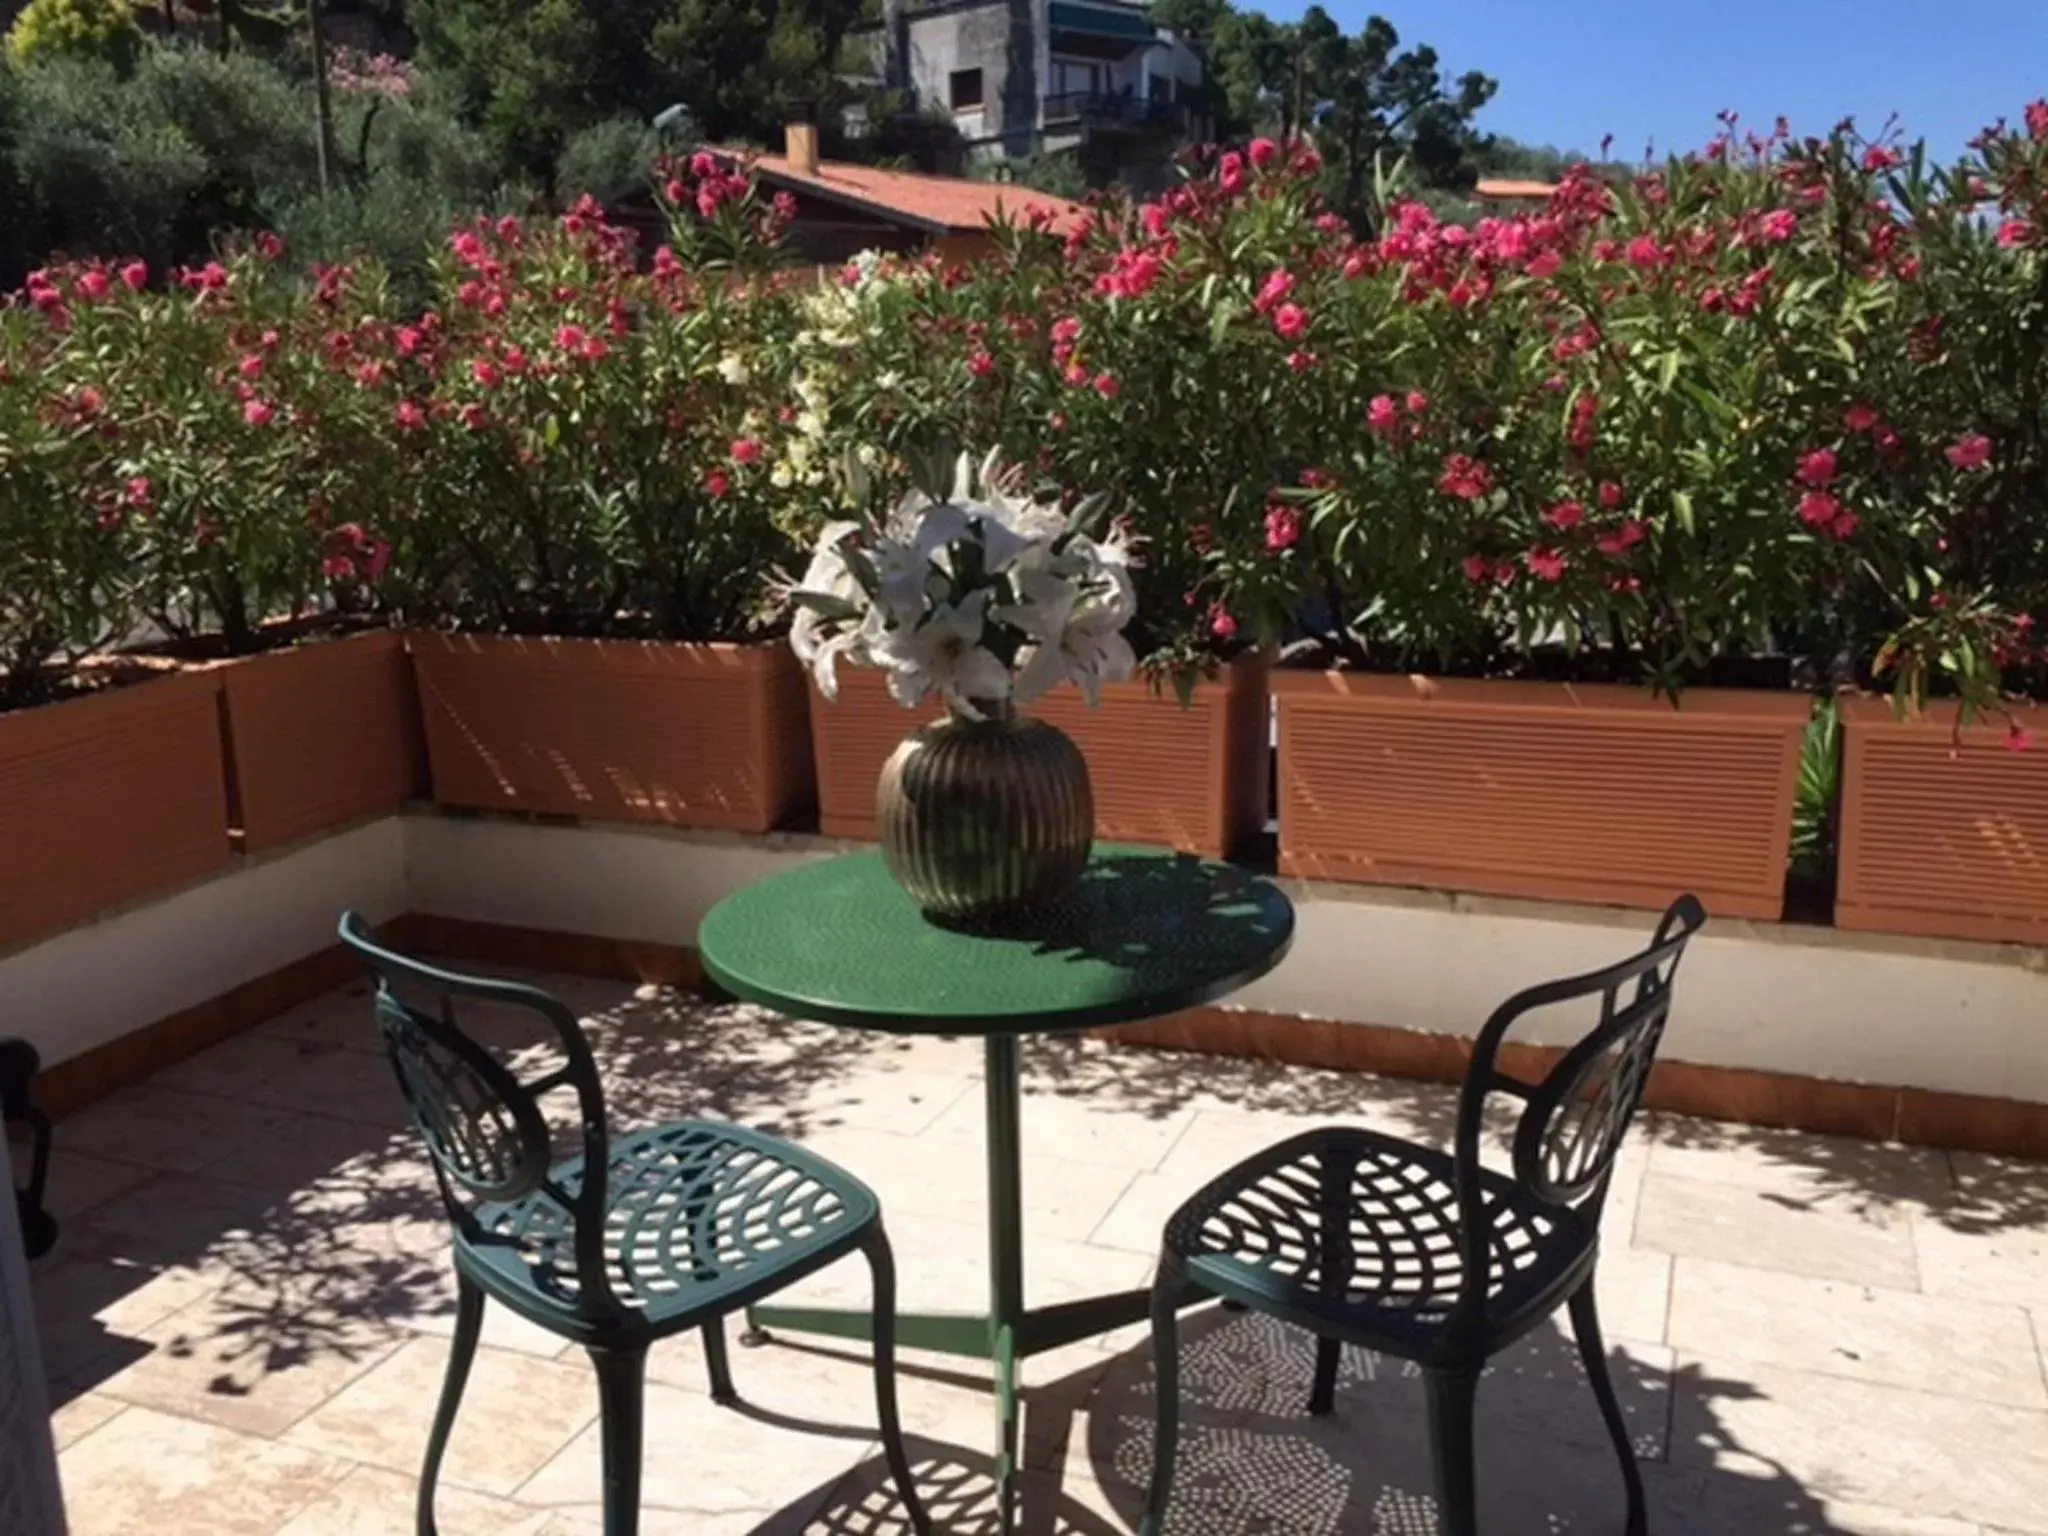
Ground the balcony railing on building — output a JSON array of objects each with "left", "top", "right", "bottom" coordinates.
[{"left": 1041, "top": 91, "right": 1186, "bottom": 131}]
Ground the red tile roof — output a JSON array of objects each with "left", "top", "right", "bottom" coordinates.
[
  {"left": 730, "top": 151, "right": 1089, "bottom": 237},
  {"left": 1474, "top": 177, "right": 1559, "bottom": 201}
]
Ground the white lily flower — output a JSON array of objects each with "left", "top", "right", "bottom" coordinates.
[
  {"left": 716, "top": 353, "right": 750, "bottom": 386},
  {"left": 873, "top": 591, "right": 1011, "bottom": 714}
]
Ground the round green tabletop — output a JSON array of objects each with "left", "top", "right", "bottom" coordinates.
[{"left": 698, "top": 846, "right": 1294, "bottom": 1035}]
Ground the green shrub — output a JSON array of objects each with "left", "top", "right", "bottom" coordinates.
[
  {"left": 4, "top": 56, "right": 211, "bottom": 272},
  {"left": 554, "top": 113, "right": 654, "bottom": 202},
  {"left": 4, "top": 0, "right": 142, "bottom": 72}
]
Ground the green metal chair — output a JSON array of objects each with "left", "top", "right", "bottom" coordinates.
[
  {"left": 337, "top": 914, "right": 932, "bottom": 1536},
  {"left": 1141, "top": 895, "right": 1706, "bottom": 1536}
]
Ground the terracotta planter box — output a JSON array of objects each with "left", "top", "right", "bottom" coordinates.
[
  {"left": 411, "top": 633, "right": 813, "bottom": 832},
  {"left": 220, "top": 630, "right": 427, "bottom": 852},
  {"left": 810, "top": 660, "right": 1271, "bottom": 858},
  {"left": 1837, "top": 694, "right": 2048, "bottom": 944},
  {"left": 1274, "top": 673, "right": 1810, "bottom": 920},
  {"left": 0, "top": 670, "right": 233, "bottom": 952}
]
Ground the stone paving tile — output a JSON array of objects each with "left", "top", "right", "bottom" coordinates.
[
  {"left": 282, "top": 1336, "right": 599, "bottom": 1498},
  {"left": 33, "top": 1256, "right": 219, "bottom": 1394},
  {"left": 925, "top": 1087, "right": 1198, "bottom": 1173},
  {"left": 57, "top": 1404, "right": 354, "bottom": 1536},
  {"left": 56, "top": 1085, "right": 306, "bottom": 1175},
  {"left": 153, "top": 1034, "right": 324, "bottom": 1100},
  {"left": 9, "top": 1143, "right": 156, "bottom": 1226},
  {"left": 516, "top": 1378, "right": 881, "bottom": 1529},
  {"left": 773, "top": 1207, "right": 1152, "bottom": 1315},
  {"left": 1910, "top": 1153, "right": 2048, "bottom": 1314},
  {"left": 92, "top": 1281, "right": 406, "bottom": 1438},
  {"left": 1670, "top": 1354, "right": 2048, "bottom": 1534},
  {"left": 1035, "top": 1307, "right": 1673, "bottom": 1483},
  {"left": 1636, "top": 1169, "right": 1923, "bottom": 1288},
  {"left": 48, "top": 1392, "right": 127, "bottom": 1451},
  {"left": 801, "top": 1125, "right": 1139, "bottom": 1247},
  {"left": 254, "top": 984, "right": 385, "bottom": 1054},
  {"left": 1668, "top": 1256, "right": 2047, "bottom": 1409},
  {"left": 274, "top": 1463, "right": 557, "bottom": 1536},
  {"left": 1648, "top": 1117, "right": 1958, "bottom": 1215}
]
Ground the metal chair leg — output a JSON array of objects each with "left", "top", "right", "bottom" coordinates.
[
  {"left": 702, "top": 1317, "right": 736, "bottom": 1404},
  {"left": 864, "top": 1228, "right": 933, "bottom": 1536},
  {"left": 1139, "top": 1254, "right": 1188, "bottom": 1536},
  {"left": 1309, "top": 1336, "right": 1342, "bottom": 1417},
  {"left": 587, "top": 1342, "right": 649, "bottom": 1536},
  {"left": 1424, "top": 1366, "right": 1481, "bottom": 1536},
  {"left": 1570, "top": 1278, "right": 1646, "bottom": 1536},
  {"left": 418, "top": 1273, "right": 485, "bottom": 1536}
]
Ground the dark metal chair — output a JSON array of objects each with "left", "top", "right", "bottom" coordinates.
[
  {"left": 1, "top": 1039, "right": 56, "bottom": 1261},
  {"left": 337, "top": 914, "right": 931, "bottom": 1536},
  {"left": 1141, "top": 895, "right": 1706, "bottom": 1536}
]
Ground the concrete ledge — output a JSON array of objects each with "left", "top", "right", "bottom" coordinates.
[{"left": 7, "top": 808, "right": 2048, "bottom": 1158}]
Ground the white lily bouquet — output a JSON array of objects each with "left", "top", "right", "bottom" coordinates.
[{"left": 789, "top": 449, "right": 1138, "bottom": 716}]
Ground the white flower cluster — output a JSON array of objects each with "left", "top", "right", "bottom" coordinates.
[{"left": 790, "top": 451, "right": 1137, "bottom": 716}]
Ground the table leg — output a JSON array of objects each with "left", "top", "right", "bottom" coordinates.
[{"left": 984, "top": 1032, "right": 1026, "bottom": 1532}]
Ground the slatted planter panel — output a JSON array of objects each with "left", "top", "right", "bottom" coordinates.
[
  {"left": 221, "top": 629, "right": 427, "bottom": 851},
  {"left": 1274, "top": 673, "right": 1809, "bottom": 920},
  {"left": 0, "top": 670, "right": 233, "bottom": 952},
  {"left": 809, "top": 660, "right": 1271, "bottom": 859},
  {"left": 1838, "top": 694, "right": 2048, "bottom": 944},
  {"left": 412, "top": 634, "right": 814, "bottom": 833}
]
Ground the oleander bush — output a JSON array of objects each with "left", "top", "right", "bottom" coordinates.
[{"left": 2, "top": 100, "right": 2045, "bottom": 732}]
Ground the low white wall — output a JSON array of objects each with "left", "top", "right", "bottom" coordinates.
[
  {"left": 406, "top": 817, "right": 843, "bottom": 948},
  {"left": 0, "top": 817, "right": 407, "bottom": 1069},
  {"left": 411, "top": 816, "right": 2048, "bottom": 1106},
  {"left": 7, "top": 808, "right": 2045, "bottom": 1107},
  {"left": 1233, "top": 886, "right": 2048, "bottom": 1104}
]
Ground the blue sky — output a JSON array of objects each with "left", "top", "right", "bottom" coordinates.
[{"left": 1258, "top": 1, "right": 2047, "bottom": 164}]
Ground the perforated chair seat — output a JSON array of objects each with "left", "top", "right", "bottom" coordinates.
[
  {"left": 1165, "top": 1127, "right": 1595, "bottom": 1363},
  {"left": 461, "top": 1121, "right": 879, "bottom": 1344}
]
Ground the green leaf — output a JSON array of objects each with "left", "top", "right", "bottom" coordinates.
[
  {"left": 1671, "top": 490, "right": 1695, "bottom": 534},
  {"left": 789, "top": 590, "right": 862, "bottom": 623}
]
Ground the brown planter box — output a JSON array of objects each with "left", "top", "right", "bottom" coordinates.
[
  {"left": 411, "top": 633, "right": 813, "bottom": 832},
  {"left": 1837, "top": 694, "right": 2048, "bottom": 944},
  {"left": 810, "top": 660, "right": 1271, "bottom": 858},
  {"left": 221, "top": 630, "right": 426, "bottom": 852},
  {"left": 1274, "top": 673, "right": 1809, "bottom": 920},
  {"left": 0, "top": 670, "right": 233, "bottom": 952}
]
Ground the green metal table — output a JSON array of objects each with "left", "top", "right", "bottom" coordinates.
[{"left": 697, "top": 846, "right": 1294, "bottom": 1529}]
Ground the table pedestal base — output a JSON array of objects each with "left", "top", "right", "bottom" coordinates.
[{"left": 742, "top": 1035, "right": 1204, "bottom": 1533}]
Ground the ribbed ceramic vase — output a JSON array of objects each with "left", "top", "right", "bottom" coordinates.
[{"left": 877, "top": 701, "right": 1093, "bottom": 921}]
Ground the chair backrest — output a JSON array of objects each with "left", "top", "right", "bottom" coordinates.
[
  {"left": 1445, "top": 895, "right": 1705, "bottom": 1318},
  {"left": 337, "top": 913, "right": 628, "bottom": 1321}
]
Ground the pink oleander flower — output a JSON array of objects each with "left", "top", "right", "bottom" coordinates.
[
  {"left": 1946, "top": 434, "right": 1993, "bottom": 471},
  {"left": 1796, "top": 448, "right": 1838, "bottom": 488},
  {"left": 1437, "top": 453, "right": 1492, "bottom": 501},
  {"left": 1263, "top": 503, "right": 1302, "bottom": 552}
]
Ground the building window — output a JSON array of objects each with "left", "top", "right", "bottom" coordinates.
[
  {"left": 949, "top": 68, "right": 984, "bottom": 110},
  {"left": 1050, "top": 57, "right": 1110, "bottom": 98},
  {"left": 1148, "top": 72, "right": 1169, "bottom": 102}
]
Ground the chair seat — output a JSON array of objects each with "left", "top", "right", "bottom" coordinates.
[
  {"left": 1164, "top": 1126, "right": 1594, "bottom": 1360},
  {"left": 457, "top": 1120, "right": 880, "bottom": 1341}
]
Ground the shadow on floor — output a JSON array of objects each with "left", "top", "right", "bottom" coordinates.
[
  {"left": 789, "top": 1304, "right": 1907, "bottom": 1535},
  {"left": 31, "top": 975, "right": 959, "bottom": 1408}
]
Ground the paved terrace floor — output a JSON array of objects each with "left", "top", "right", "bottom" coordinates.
[{"left": 22, "top": 971, "right": 2048, "bottom": 1535}]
